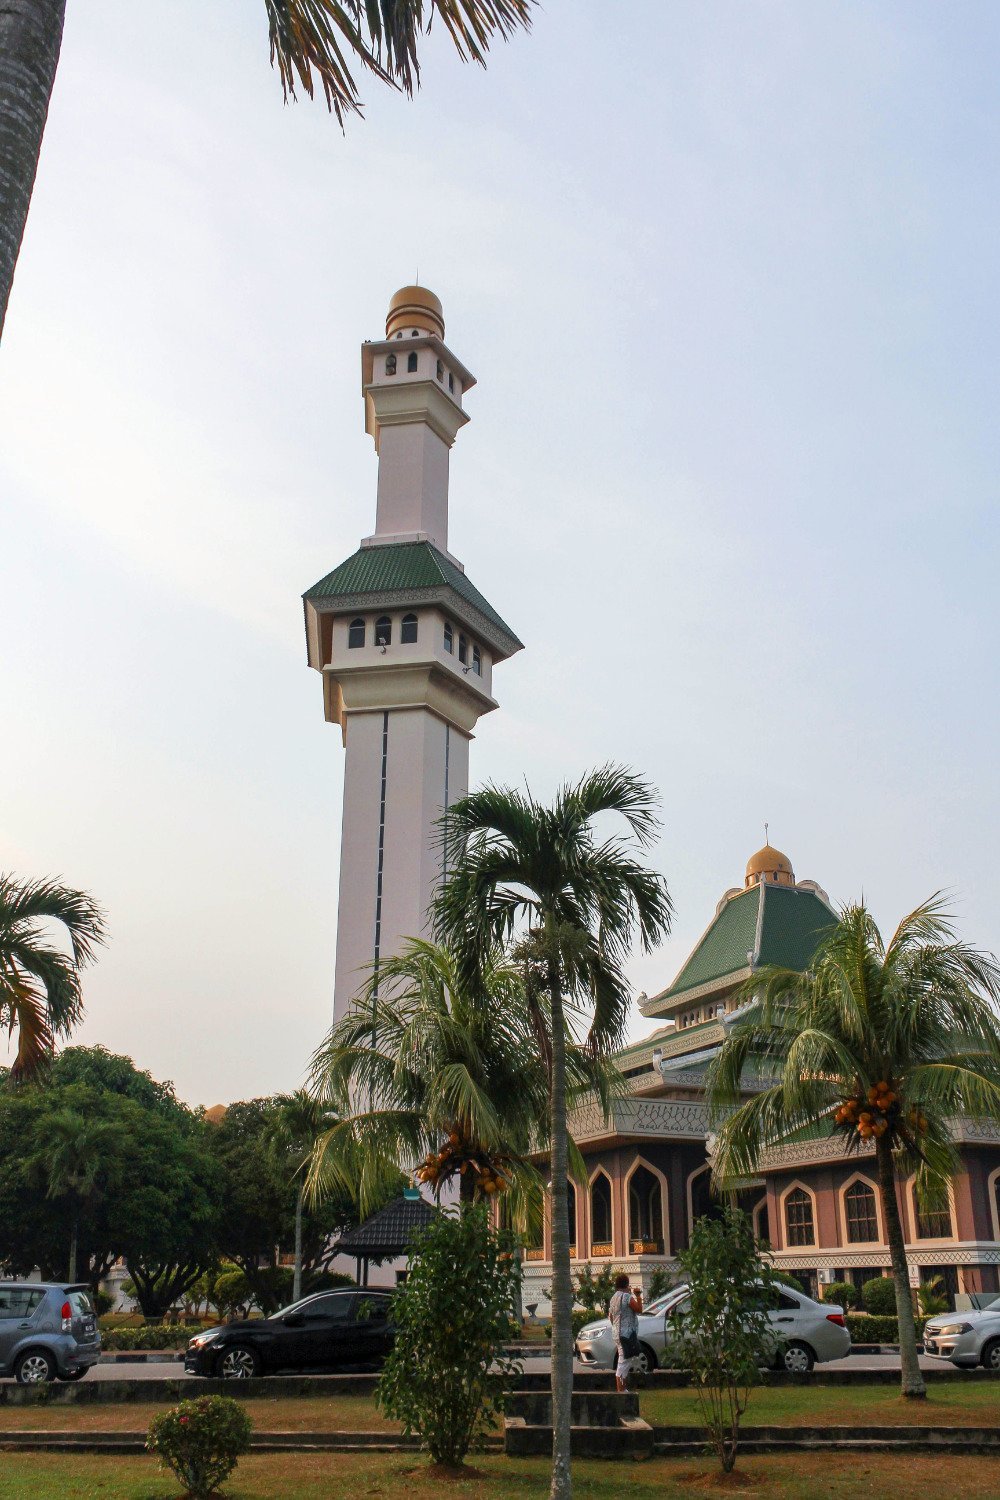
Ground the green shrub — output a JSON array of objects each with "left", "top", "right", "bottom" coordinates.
[
  {"left": 103, "top": 1323, "right": 208, "bottom": 1351},
  {"left": 861, "top": 1276, "right": 898, "bottom": 1317},
  {"left": 377, "top": 1206, "right": 520, "bottom": 1469},
  {"left": 92, "top": 1289, "right": 115, "bottom": 1317},
  {"left": 845, "top": 1312, "right": 899, "bottom": 1344},
  {"left": 543, "top": 1309, "right": 594, "bottom": 1340},
  {"left": 775, "top": 1272, "right": 806, "bottom": 1295},
  {"left": 648, "top": 1266, "right": 676, "bottom": 1302},
  {"left": 822, "top": 1281, "right": 859, "bottom": 1310},
  {"left": 147, "top": 1395, "right": 252, "bottom": 1498}
]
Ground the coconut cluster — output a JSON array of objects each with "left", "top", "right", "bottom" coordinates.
[
  {"left": 414, "top": 1128, "right": 509, "bottom": 1196},
  {"left": 831, "top": 1082, "right": 928, "bottom": 1142}
]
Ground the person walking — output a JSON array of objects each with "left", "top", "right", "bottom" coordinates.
[{"left": 608, "top": 1273, "right": 643, "bottom": 1392}]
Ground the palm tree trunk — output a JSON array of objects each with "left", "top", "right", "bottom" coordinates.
[
  {"left": 547, "top": 958, "right": 573, "bottom": 1500},
  {"left": 0, "top": 0, "right": 66, "bottom": 338},
  {"left": 293, "top": 1185, "right": 304, "bottom": 1303},
  {"left": 875, "top": 1135, "right": 926, "bottom": 1398}
]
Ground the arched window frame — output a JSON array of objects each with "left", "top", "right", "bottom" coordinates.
[
  {"left": 838, "top": 1173, "right": 883, "bottom": 1246},
  {"left": 458, "top": 633, "right": 468, "bottom": 665},
  {"left": 907, "top": 1175, "right": 956, "bottom": 1242},
  {"left": 779, "top": 1181, "right": 817, "bottom": 1248},
  {"left": 751, "top": 1195, "right": 770, "bottom": 1244},
  {"left": 374, "top": 615, "right": 392, "bottom": 647},
  {"left": 472, "top": 645, "right": 482, "bottom": 676},
  {"left": 989, "top": 1166, "right": 1000, "bottom": 1245},
  {"left": 348, "top": 618, "right": 366, "bottom": 649},
  {"left": 686, "top": 1163, "right": 713, "bottom": 1238},
  {"left": 566, "top": 1178, "right": 578, "bottom": 1258},
  {"left": 400, "top": 613, "right": 418, "bottom": 644},
  {"left": 443, "top": 621, "right": 454, "bottom": 654},
  {"left": 588, "top": 1168, "right": 615, "bottom": 1256},
  {"left": 407, "top": 351, "right": 418, "bottom": 373},
  {"left": 624, "top": 1156, "right": 669, "bottom": 1254}
]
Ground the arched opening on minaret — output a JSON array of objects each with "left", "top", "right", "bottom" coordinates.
[
  {"left": 407, "top": 351, "right": 418, "bottom": 373},
  {"left": 443, "top": 621, "right": 454, "bottom": 654},
  {"left": 348, "top": 618, "right": 365, "bottom": 649},
  {"left": 375, "top": 616, "right": 392, "bottom": 647},
  {"left": 401, "top": 613, "right": 418, "bottom": 644}
]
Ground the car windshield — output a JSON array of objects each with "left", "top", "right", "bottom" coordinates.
[{"left": 645, "top": 1288, "right": 688, "bottom": 1317}]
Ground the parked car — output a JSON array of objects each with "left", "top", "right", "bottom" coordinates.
[
  {"left": 185, "top": 1289, "right": 394, "bottom": 1378},
  {"left": 575, "top": 1281, "right": 851, "bottom": 1375},
  {"left": 0, "top": 1282, "right": 101, "bottom": 1385},
  {"left": 923, "top": 1297, "right": 1000, "bottom": 1369}
]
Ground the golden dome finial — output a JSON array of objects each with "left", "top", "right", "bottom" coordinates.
[
  {"left": 745, "top": 841, "right": 795, "bottom": 889},
  {"left": 386, "top": 285, "right": 444, "bottom": 340}
]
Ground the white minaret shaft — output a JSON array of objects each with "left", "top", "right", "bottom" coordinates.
[{"left": 303, "top": 287, "right": 522, "bottom": 1024}]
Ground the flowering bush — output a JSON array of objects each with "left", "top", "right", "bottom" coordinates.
[{"left": 147, "top": 1396, "right": 252, "bottom": 1497}]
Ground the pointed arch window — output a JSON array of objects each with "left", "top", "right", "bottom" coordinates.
[
  {"left": 590, "top": 1174, "right": 612, "bottom": 1251},
  {"left": 348, "top": 618, "right": 365, "bottom": 649},
  {"left": 914, "top": 1184, "right": 952, "bottom": 1239},
  {"left": 401, "top": 613, "right": 418, "bottom": 644},
  {"left": 628, "top": 1166, "right": 663, "bottom": 1251},
  {"left": 407, "top": 351, "right": 418, "bottom": 373},
  {"left": 458, "top": 633, "right": 468, "bottom": 665},
  {"left": 443, "top": 621, "right": 454, "bottom": 653},
  {"left": 784, "top": 1187, "right": 815, "bottom": 1247},
  {"left": 844, "top": 1180, "right": 879, "bottom": 1243},
  {"left": 566, "top": 1179, "right": 577, "bottom": 1256},
  {"left": 374, "top": 616, "right": 392, "bottom": 647},
  {"left": 472, "top": 645, "right": 482, "bottom": 676}
]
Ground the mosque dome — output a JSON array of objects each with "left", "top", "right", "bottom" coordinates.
[
  {"left": 203, "top": 1104, "right": 228, "bottom": 1124},
  {"left": 385, "top": 285, "right": 445, "bottom": 340},
  {"left": 745, "top": 843, "right": 795, "bottom": 888}
]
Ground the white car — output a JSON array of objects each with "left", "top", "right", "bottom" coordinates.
[
  {"left": 923, "top": 1298, "right": 1000, "bottom": 1369},
  {"left": 575, "top": 1282, "right": 851, "bottom": 1375}
]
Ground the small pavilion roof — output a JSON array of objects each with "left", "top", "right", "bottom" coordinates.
[{"left": 332, "top": 1193, "right": 437, "bottom": 1260}]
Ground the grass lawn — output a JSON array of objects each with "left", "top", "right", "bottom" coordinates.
[
  {"left": 4, "top": 1451, "right": 1000, "bottom": 1499},
  {"left": 3, "top": 1383, "right": 996, "bottom": 1435},
  {"left": 640, "top": 1380, "right": 1000, "bottom": 1428}
]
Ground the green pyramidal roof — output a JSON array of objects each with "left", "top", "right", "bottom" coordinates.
[
  {"left": 304, "top": 541, "right": 522, "bottom": 654},
  {"left": 649, "top": 882, "right": 835, "bottom": 1010}
]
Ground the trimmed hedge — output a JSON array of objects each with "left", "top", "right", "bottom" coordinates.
[
  {"left": 821, "top": 1280, "right": 859, "bottom": 1310},
  {"left": 845, "top": 1312, "right": 899, "bottom": 1343},
  {"left": 102, "top": 1324, "right": 209, "bottom": 1351}
]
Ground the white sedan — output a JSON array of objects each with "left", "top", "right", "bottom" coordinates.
[
  {"left": 923, "top": 1298, "right": 1000, "bottom": 1369},
  {"left": 575, "top": 1282, "right": 851, "bottom": 1375}
]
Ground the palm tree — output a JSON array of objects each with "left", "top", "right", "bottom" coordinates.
[
  {"left": 707, "top": 897, "right": 1000, "bottom": 1401},
  {"left": 433, "top": 767, "right": 672, "bottom": 1500},
  {"left": 307, "top": 938, "right": 597, "bottom": 1231},
  {"left": 0, "top": 874, "right": 107, "bottom": 1078},
  {"left": 267, "top": 1089, "right": 338, "bottom": 1302},
  {"left": 0, "top": 0, "right": 534, "bottom": 338},
  {"left": 30, "top": 1107, "right": 126, "bottom": 1281}
]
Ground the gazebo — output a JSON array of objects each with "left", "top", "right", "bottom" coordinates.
[{"left": 331, "top": 1189, "right": 437, "bottom": 1287}]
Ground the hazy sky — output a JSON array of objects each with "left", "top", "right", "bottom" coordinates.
[{"left": 2, "top": 2, "right": 998, "bottom": 1106}]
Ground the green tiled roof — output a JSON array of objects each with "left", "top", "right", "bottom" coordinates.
[
  {"left": 304, "top": 541, "right": 522, "bottom": 648},
  {"left": 654, "top": 883, "right": 835, "bottom": 1005}
]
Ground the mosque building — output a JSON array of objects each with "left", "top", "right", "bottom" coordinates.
[{"left": 521, "top": 843, "right": 1000, "bottom": 1314}]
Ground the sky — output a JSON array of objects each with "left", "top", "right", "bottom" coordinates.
[{"left": 2, "top": 1, "right": 998, "bottom": 1107}]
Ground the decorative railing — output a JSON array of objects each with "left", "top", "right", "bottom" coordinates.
[
  {"left": 630, "top": 1239, "right": 664, "bottom": 1255},
  {"left": 590, "top": 1242, "right": 614, "bottom": 1258},
  {"left": 524, "top": 1248, "right": 545, "bottom": 1261},
  {"left": 568, "top": 1095, "right": 711, "bottom": 1143}
]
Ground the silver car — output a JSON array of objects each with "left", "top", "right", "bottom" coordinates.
[
  {"left": 923, "top": 1298, "right": 1000, "bottom": 1369},
  {"left": 0, "top": 1282, "right": 101, "bottom": 1384},
  {"left": 575, "top": 1282, "right": 851, "bottom": 1375}
]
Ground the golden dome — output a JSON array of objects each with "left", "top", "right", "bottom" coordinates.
[
  {"left": 203, "top": 1104, "right": 228, "bottom": 1124},
  {"left": 385, "top": 285, "right": 444, "bottom": 341},
  {"left": 745, "top": 843, "right": 795, "bottom": 888}
]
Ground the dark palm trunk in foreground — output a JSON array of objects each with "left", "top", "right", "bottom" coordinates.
[
  {"left": 547, "top": 959, "right": 573, "bottom": 1500},
  {"left": 0, "top": 0, "right": 65, "bottom": 338},
  {"left": 876, "top": 1135, "right": 926, "bottom": 1398}
]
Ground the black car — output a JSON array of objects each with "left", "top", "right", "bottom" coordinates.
[{"left": 184, "top": 1289, "right": 393, "bottom": 1379}]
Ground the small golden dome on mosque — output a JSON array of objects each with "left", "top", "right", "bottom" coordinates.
[
  {"left": 385, "top": 285, "right": 445, "bottom": 341},
  {"left": 203, "top": 1104, "right": 228, "bottom": 1124},
  {"left": 745, "top": 844, "right": 795, "bottom": 888}
]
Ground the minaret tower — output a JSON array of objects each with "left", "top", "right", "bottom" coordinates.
[{"left": 304, "top": 286, "right": 523, "bottom": 1022}]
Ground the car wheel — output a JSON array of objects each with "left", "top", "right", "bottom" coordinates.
[
  {"left": 57, "top": 1369, "right": 89, "bottom": 1382},
  {"left": 780, "top": 1341, "right": 815, "bottom": 1374},
  {"left": 216, "top": 1344, "right": 261, "bottom": 1380},
  {"left": 980, "top": 1339, "right": 1000, "bottom": 1372},
  {"left": 15, "top": 1349, "right": 56, "bottom": 1385},
  {"left": 635, "top": 1343, "right": 658, "bottom": 1376}
]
